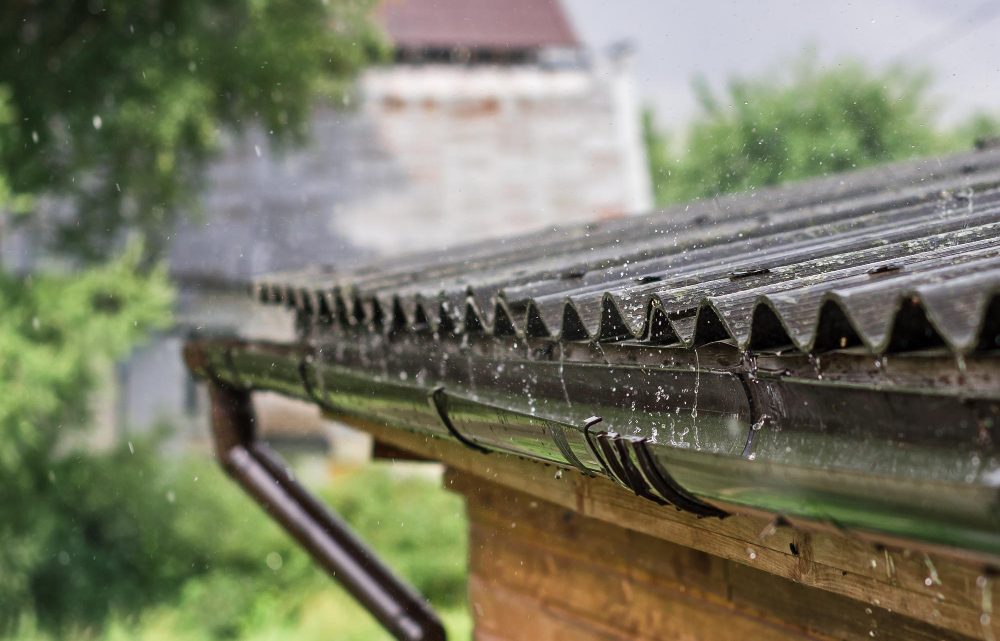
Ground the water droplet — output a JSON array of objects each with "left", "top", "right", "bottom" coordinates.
[
  {"left": 743, "top": 351, "right": 759, "bottom": 381},
  {"left": 808, "top": 353, "right": 823, "bottom": 379}
]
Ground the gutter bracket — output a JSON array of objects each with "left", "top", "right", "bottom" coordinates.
[{"left": 428, "top": 386, "right": 491, "bottom": 454}]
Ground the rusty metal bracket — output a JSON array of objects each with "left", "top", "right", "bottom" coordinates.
[{"left": 191, "top": 344, "right": 446, "bottom": 641}]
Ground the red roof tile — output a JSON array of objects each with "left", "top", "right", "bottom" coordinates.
[{"left": 378, "top": 0, "right": 578, "bottom": 51}]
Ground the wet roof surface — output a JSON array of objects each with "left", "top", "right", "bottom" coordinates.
[{"left": 256, "top": 148, "right": 1000, "bottom": 355}]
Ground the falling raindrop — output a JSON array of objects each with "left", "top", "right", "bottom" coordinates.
[
  {"left": 922, "top": 555, "right": 942, "bottom": 588},
  {"left": 979, "top": 575, "right": 996, "bottom": 641}
]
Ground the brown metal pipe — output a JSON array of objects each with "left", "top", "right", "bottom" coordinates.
[{"left": 206, "top": 382, "right": 446, "bottom": 641}]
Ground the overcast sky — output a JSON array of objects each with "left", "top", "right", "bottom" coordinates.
[{"left": 562, "top": 0, "right": 1000, "bottom": 130}]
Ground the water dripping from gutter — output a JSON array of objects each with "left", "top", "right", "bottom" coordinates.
[
  {"left": 558, "top": 342, "right": 572, "bottom": 407},
  {"left": 691, "top": 350, "right": 701, "bottom": 450}
]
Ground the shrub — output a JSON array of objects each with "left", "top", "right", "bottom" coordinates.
[{"left": 3, "top": 437, "right": 467, "bottom": 640}]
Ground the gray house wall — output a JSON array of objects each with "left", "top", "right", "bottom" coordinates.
[{"left": 121, "top": 55, "right": 652, "bottom": 443}]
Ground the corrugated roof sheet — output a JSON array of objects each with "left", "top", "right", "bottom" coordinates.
[
  {"left": 378, "top": 0, "right": 578, "bottom": 51},
  {"left": 255, "top": 148, "right": 1000, "bottom": 355}
]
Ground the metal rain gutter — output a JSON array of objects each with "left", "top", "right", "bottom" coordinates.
[{"left": 184, "top": 334, "right": 1000, "bottom": 560}]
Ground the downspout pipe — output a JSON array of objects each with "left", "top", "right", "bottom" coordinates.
[{"left": 187, "top": 343, "right": 447, "bottom": 641}]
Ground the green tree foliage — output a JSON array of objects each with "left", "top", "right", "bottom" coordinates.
[
  {"left": 0, "top": 1, "right": 384, "bottom": 634},
  {"left": 953, "top": 112, "right": 1000, "bottom": 150},
  {"left": 0, "top": 0, "right": 384, "bottom": 258},
  {"left": 0, "top": 248, "right": 174, "bottom": 626},
  {"left": 644, "top": 57, "right": 978, "bottom": 205}
]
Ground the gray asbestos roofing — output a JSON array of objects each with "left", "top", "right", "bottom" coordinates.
[
  {"left": 201, "top": 148, "right": 1000, "bottom": 555},
  {"left": 255, "top": 147, "right": 1000, "bottom": 356}
]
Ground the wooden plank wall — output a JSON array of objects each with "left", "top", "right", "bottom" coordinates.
[
  {"left": 453, "top": 470, "right": 978, "bottom": 641},
  {"left": 343, "top": 415, "right": 999, "bottom": 640}
]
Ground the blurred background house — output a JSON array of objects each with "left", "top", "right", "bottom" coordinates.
[{"left": 114, "top": 0, "right": 651, "bottom": 452}]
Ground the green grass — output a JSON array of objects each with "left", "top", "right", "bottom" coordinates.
[
  {"left": 9, "top": 593, "right": 471, "bottom": 641},
  {"left": 2, "top": 449, "right": 471, "bottom": 641}
]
